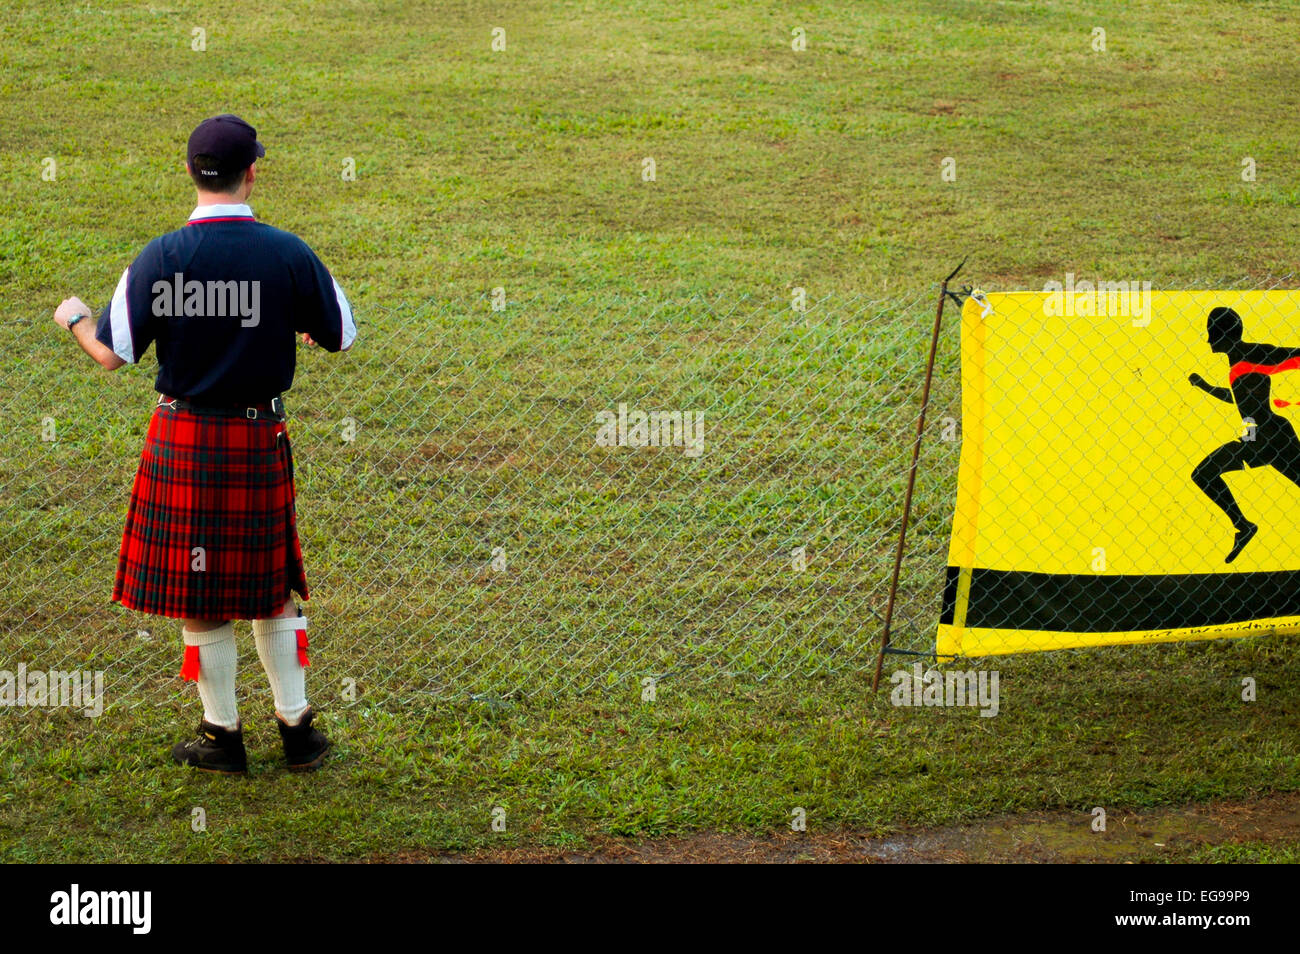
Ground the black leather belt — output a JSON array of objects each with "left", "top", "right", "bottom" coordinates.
[{"left": 157, "top": 394, "right": 286, "bottom": 422}]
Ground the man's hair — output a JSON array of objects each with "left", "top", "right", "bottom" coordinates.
[
  {"left": 1208, "top": 306, "right": 1244, "bottom": 343},
  {"left": 188, "top": 154, "right": 248, "bottom": 194}
]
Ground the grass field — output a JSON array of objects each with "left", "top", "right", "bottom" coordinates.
[{"left": 3, "top": 0, "right": 1300, "bottom": 863}]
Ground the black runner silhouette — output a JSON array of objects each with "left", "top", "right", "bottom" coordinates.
[{"left": 1190, "top": 306, "right": 1300, "bottom": 563}]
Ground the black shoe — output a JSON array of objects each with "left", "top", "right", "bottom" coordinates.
[
  {"left": 171, "top": 720, "right": 248, "bottom": 775},
  {"left": 1226, "top": 522, "right": 1259, "bottom": 564},
  {"left": 276, "top": 707, "right": 331, "bottom": 771}
]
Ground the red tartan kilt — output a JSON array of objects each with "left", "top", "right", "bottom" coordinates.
[{"left": 112, "top": 406, "right": 309, "bottom": 620}]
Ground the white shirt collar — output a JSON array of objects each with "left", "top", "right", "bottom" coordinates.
[{"left": 188, "top": 203, "right": 255, "bottom": 221}]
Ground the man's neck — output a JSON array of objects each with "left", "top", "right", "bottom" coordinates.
[{"left": 194, "top": 191, "right": 248, "bottom": 207}]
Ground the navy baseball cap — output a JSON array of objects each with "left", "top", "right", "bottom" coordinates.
[{"left": 187, "top": 114, "right": 265, "bottom": 176}]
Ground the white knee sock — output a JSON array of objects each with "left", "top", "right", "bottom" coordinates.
[
  {"left": 182, "top": 623, "right": 239, "bottom": 730},
  {"left": 252, "top": 613, "right": 310, "bottom": 726}
]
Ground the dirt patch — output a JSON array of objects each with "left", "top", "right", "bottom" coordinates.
[{"left": 384, "top": 792, "right": 1300, "bottom": 863}]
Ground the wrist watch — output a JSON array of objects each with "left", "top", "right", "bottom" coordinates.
[{"left": 66, "top": 312, "right": 89, "bottom": 332}]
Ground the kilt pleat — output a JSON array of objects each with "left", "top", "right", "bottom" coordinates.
[{"left": 111, "top": 406, "right": 309, "bottom": 619}]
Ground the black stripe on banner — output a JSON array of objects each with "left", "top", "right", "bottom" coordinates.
[{"left": 939, "top": 565, "right": 1300, "bottom": 633}]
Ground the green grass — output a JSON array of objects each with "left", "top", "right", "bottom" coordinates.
[
  {"left": 3, "top": 0, "right": 1300, "bottom": 862},
  {"left": 1185, "top": 843, "right": 1300, "bottom": 863},
  {"left": 4, "top": 635, "right": 1300, "bottom": 862},
  {"left": 4, "top": 0, "right": 1299, "bottom": 310}
]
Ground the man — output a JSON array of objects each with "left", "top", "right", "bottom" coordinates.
[
  {"left": 53, "top": 114, "right": 356, "bottom": 774},
  {"left": 1190, "top": 305, "right": 1300, "bottom": 564}
]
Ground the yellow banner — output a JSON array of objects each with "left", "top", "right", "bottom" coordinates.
[{"left": 938, "top": 288, "right": 1300, "bottom": 657}]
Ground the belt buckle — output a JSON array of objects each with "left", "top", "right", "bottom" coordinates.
[
  {"left": 271, "top": 396, "right": 284, "bottom": 418},
  {"left": 246, "top": 407, "right": 257, "bottom": 420},
  {"left": 157, "top": 395, "right": 177, "bottom": 410}
]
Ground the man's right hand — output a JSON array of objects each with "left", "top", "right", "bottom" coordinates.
[
  {"left": 1189, "top": 372, "right": 1208, "bottom": 390},
  {"left": 54, "top": 296, "right": 93, "bottom": 330}
]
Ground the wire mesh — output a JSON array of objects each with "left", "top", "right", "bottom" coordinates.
[{"left": 1, "top": 290, "right": 956, "bottom": 709}]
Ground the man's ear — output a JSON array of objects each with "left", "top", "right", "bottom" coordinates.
[{"left": 245, "top": 163, "right": 256, "bottom": 185}]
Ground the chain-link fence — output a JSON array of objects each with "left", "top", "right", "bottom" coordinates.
[
  {"left": 12, "top": 280, "right": 1296, "bottom": 712},
  {"left": 2, "top": 291, "right": 965, "bottom": 709}
]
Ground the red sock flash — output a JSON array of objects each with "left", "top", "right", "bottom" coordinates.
[{"left": 179, "top": 644, "right": 201, "bottom": 681}]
